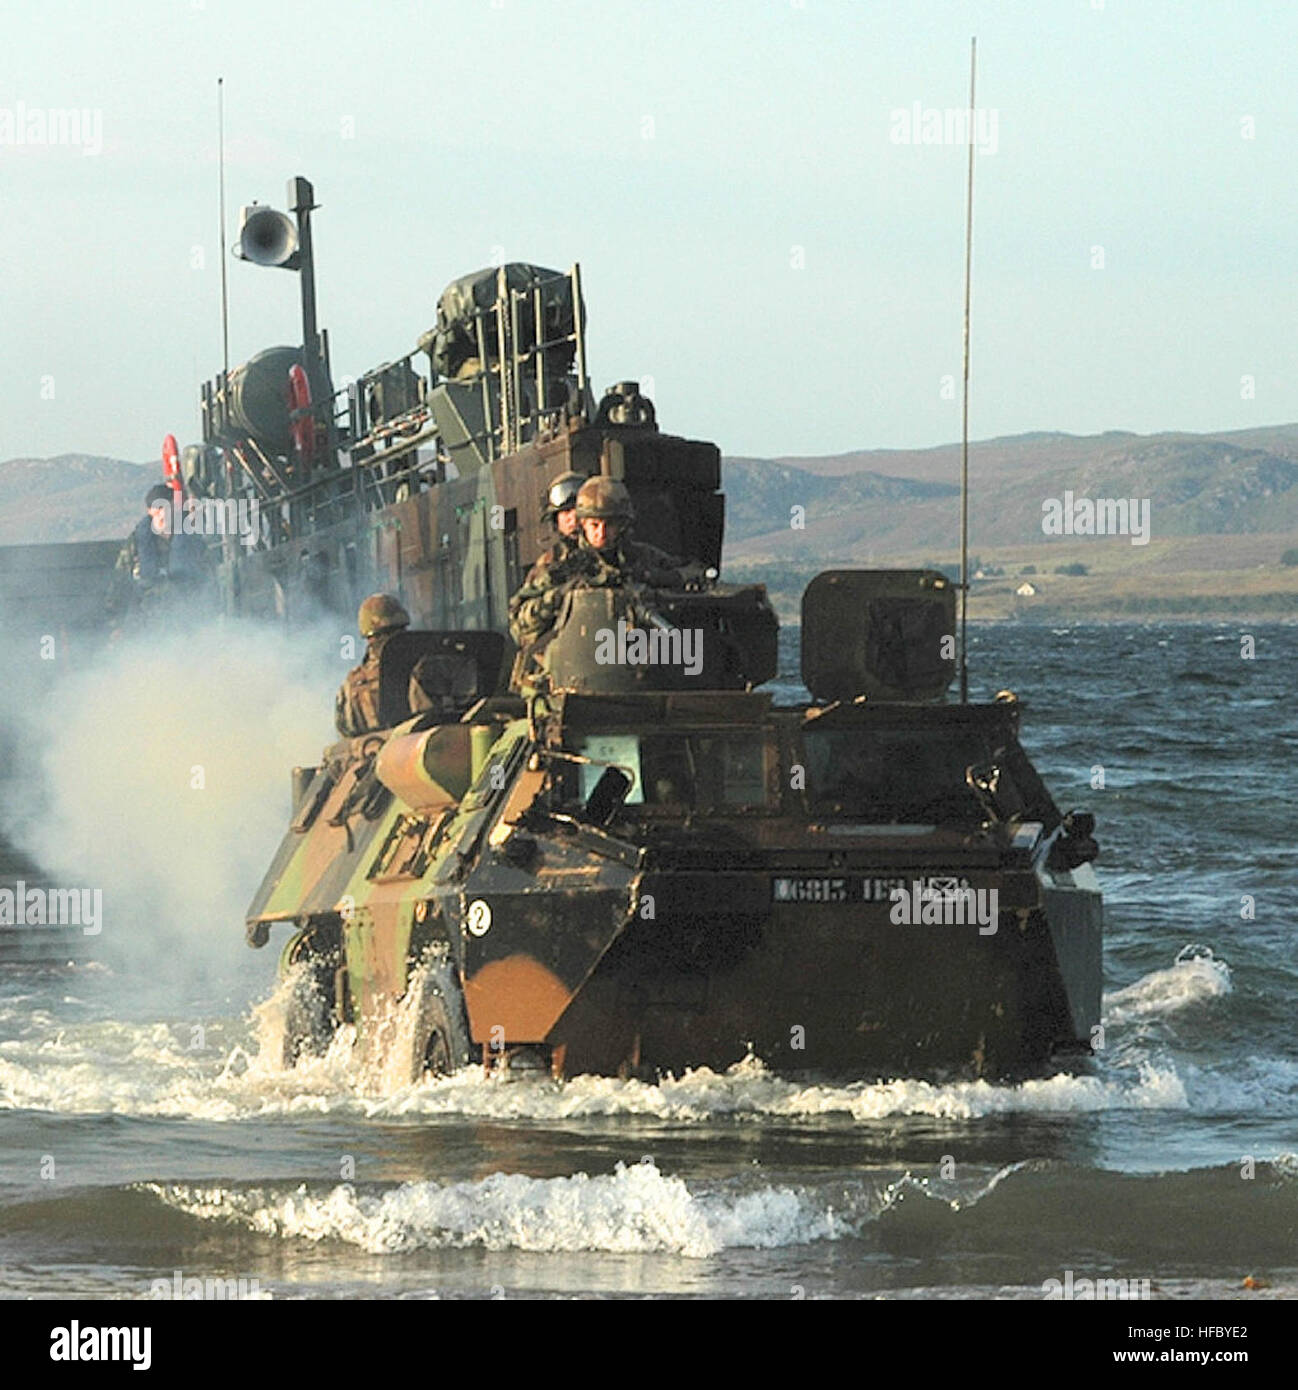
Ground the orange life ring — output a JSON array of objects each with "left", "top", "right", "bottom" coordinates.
[
  {"left": 288, "top": 364, "right": 315, "bottom": 462},
  {"left": 161, "top": 433, "right": 180, "bottom": 487}
]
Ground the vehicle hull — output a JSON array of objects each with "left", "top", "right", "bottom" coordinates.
[{"left": 461, "top": 863, "right": 1101, "bottom": 1081}]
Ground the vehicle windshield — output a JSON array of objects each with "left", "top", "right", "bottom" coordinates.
[
  {"left": 566, "top": 730, "right": 772, "bottom": 812},
  {"left": 801, "top": 724, "right": 1016, "bottom": 824}
]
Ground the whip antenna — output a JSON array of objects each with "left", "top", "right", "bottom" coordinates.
[
  {"left": 959, "top": 37, "right": 976, "bottom": 703},
  {"left": 218, "top": 77, "right": 230, "bottom": 382}
]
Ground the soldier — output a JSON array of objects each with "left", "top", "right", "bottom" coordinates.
[
  {"left": 506, "top": 470, "right": 584, "bottom": 648},
  {"left": 546, "top": 470, "right": 585, "bottom": 551},
  {"left": 509, "top": 476, "right": 690, "bottom": 654},
  {"left": 335, "top": 593, "right": 410, "bottom": 737},
  {"left": 105, "top": 484, "right": 207, "bottom": 622},
  {"left": 570, "top": 476, "right": 687, "bottom": 588}
]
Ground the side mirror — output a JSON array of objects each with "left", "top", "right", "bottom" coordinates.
[
  {"left": 1048, "top": 809, "right": 1100, "bottom": 872},
  {"left": 584, "top": 767, "right": 632, "bottom": 826},
  {"left": 1063, "top": 809, "right": 1096, "bottom": 838}
]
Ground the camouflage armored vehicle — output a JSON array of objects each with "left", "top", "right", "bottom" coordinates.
[{"left": 247, "top": 565, "right": 1102, "bottom": 1082}]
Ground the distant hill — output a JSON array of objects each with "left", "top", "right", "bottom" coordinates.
[
  {"left": 0, "top": 455, "right": 149, "bottom": 546},
  {"left": 721, "top": 460, "right": 956, "bottom": 543},
  {"left": 723, "top": 426, "right": 1298, "bottom": 561},
  {"left": 5, "top": 427, "right": 1298, "bottom": 622}
]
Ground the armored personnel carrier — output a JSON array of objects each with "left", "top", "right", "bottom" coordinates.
[{"left": 247, "top": 565, "right": 1102, "bottom": 1082}]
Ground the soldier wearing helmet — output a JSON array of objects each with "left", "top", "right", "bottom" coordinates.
[
  {"left": 508, "top": 475, "right": 688, "bottom": 659},
  {"left": 506, "top": 470, "right": 586, "bottom": 649},
  {"left": 571, "top": 476, "right": 689, "bottom": 587},
  {"left": 545, "top": 471, "right": 585, "bottom": 544},
  {"left": 334, "top": 594, "right": 410, "bottom": 736}
]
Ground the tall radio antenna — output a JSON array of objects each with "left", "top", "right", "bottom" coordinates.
[
  {"left": 959, "top": 37, "right": 977, "bottom": 703},
  {"left": 218, "top": 77, "right": 230, "bottom": 382}
]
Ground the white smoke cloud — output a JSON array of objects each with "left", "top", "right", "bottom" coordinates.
[{"left": 3, "top": 617, "right": 346, "bottom": 1007}]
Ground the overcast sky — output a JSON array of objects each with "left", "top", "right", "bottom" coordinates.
[{"left": 2, "top": 0, "right": 1295, "bottom": 467}]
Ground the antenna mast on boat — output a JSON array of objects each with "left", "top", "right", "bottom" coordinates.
[
  {"left": 959, "top": 37, "right": 976, "bottom": 703},
  {"left": 218, "top": 77, "right": 230, "bottom": 382}
]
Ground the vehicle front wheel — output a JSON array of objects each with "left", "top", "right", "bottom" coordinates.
[
  {"left": 401, "top": 955, "right": 472, "bottom": 1082},
  {"left": 279, "top": 929, "right": 343, "bottom": 1068}
]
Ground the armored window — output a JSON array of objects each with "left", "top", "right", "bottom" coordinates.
[
  {"left": 801, "top": 726, "right": 1018, "bottom": 825},
  {"left": 570, "top": 731, "right": 773, "bottom": 812}
]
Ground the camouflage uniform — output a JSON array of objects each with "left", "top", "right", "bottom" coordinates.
[
  {"left": 334, "top": 633, "right": 398, "bottom": 737},
  {"left": 508, "top": 534, "right": 687, "bottom": 648},
  {"left": 335, "top": 595, "right": 413, "bottom": 737},
  {"left": 507, "top": 533, "right": 580, "bottom": 648}
]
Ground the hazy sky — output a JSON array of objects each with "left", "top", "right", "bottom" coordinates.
[{"left": 2, "top": 0, "right": 1296, "bottom": 467}]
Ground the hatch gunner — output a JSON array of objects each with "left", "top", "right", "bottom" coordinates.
[
  {"left": 508, "top": 476, "right": 688, "bottom": 653},
  {"left": 337, "top": 594, "right": 483, "bottom": 735}
]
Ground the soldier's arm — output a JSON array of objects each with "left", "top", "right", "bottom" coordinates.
[
  {"left": 103, "top": 538, "right": 138, "bottom": 619},
  {"left": 509, "top": 552, "right": 586, "bottom": 644},
  {"left": 510, "top": 585, "right": 566, "bottom": 645},
  {"left": 334, "top": 683, "right": 357, "bottom": 738}
]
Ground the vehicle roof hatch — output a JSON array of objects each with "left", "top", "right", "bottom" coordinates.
[{"left": 801, "top": 569, "right": 956, "bottom": 703}]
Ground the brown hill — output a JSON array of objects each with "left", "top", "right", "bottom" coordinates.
[{"left": 0, "top": 455, "right": 151, "bottom": 546}]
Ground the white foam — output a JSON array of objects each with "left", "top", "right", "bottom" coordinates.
[
  {"left": 0, "top": 1007, "right": 1190, "bottom": 1122},
  {"left": 1179, "top": 1056, "right": 1298, "bottom": 1114},
  {"left": 145, "top": 1161, "right": 853, "bottom": 1258},
  {"left": 1103, "top": 948, "right": 1232, "bottom": 1026},
  {"left": 0, "top": 948, "right": 1229, "bottom": 1124}
]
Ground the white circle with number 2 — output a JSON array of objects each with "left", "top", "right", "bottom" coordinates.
[{"left": 467, "top": 900, "right": 492, "bottom": 936}]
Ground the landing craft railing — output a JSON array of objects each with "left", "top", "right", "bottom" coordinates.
[{"left": 199, "top": 264, "right": 589, "bottom": 541}]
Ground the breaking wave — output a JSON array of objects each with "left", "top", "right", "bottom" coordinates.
[
  {"left": 1102, "top": 947, "right": 1232, "bottom": 1026},
  {"left": 144, "top": 1161, "right": 857, "bottom": 1258}
]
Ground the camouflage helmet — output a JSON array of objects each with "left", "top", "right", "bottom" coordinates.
[
  {"left": 358, "top": 593, "right": 410, "bottom": 637},
  {"left": 544, "top": 471, "right": 585, "bottom": 517},
  {"left": 575, "top": 476, "right": 634, "bottom": 522}
]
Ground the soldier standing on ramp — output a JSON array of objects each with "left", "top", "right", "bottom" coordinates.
[{"left": 105, "top": 483, "right": 208, "bottom": 624}]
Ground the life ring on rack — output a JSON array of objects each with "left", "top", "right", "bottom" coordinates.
[
  {"left": 161, "top": 434, "right": 181, "bottom": 488},
  {"left": 288, "top": 364, "right": 315, "bottom": 463}
]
